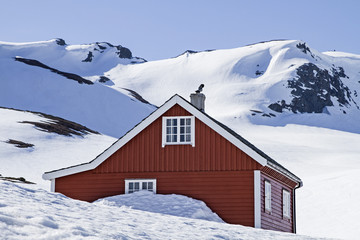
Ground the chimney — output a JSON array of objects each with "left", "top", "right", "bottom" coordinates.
[{"left": 190, "top": 84, "right": 205, "bottom": 112}]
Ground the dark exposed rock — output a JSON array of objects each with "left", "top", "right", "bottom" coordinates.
[
  {"left": 82, "top": 51, "right": 93, "bottom": 62},
  {"left": 0, "top": 175, "right": 35, "bottom": 184},
  {"left": 175, "top": 49, "right": 215, "bottom": 58},
  {"left": 296, "top": 42, "right": 311, "bottom": 54},
  {"left": 55, "top": 38, "right": 66, "bottom": 46},
  {"left": 0, "top": 107, "right": 99, "bottom": 137},
  {"left": 268, "top": 63, "right": 358, "bottom": 113},
  {"left": 20, "top": 111, "right": 99, "bottom": 137},
  {"left": 133, "top": 57, "right": 147, "bottom": 63},
  {"left": 104, "top": 42, "right": 115, "bottom": 48},
  {"left": 6, "top": 139, "right": 34, "bottom": 148},
  {"left": 99, "top": 76, "right": 110, "bottom": 83},
  {"left": 116, "top": 46, "right": 132, "bottom": 59},
  {"left": 250, "top": 109, "right": 263, "bottom": 113},
  {"left": 122, "top": 88, "right": 151, "bottom": 105},
  {"left": 96, "top": 43, "right": 107, "bottom": 50},
  {"left": 14, "top": 57, "right": 93, "bottom": 85},
  {"left": 296, "top": 42, "right": 316, "bottom": 59}
]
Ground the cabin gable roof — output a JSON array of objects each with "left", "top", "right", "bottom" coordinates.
[{"left": 43, "top": 94, "right": 302, "bottom": 186}]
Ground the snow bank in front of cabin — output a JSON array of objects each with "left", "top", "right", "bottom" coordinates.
[
  {"left": 0, "top": 181, "right": 327, "bottom": 240},
  {"left": 95, "top": 191, "right": 223, "bottom": 223}
]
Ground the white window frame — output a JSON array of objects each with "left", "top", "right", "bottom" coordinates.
[
  {"left": 162, "top": 116, "right": 195, "bottom": 147},
  {"left": 265, "top": 180, "right": 272, "bottom": 212},
  {"left": 283, "top": 189, "right": 291, "bottom": 218},
  {"left": 125, "top": 179, "right": 157, "bottom": 194}
]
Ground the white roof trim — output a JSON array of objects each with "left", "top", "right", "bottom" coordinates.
[{"left": 43, "top": 94, "right": 268, "bottom": 180}]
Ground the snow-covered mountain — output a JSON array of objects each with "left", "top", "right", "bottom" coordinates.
[
  {"left": 1, "top": 39, "right": 360, "bottom": 239},
  {"left": 107, "top": 39, "right": 360, "bottom": 133}
]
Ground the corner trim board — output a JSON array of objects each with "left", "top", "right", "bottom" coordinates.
[
  {"left": 50, "top": 179, "right": 55, "bottom": 192},
  {"left": 254, "top": 170, "right": 261, "bottom": 228}
]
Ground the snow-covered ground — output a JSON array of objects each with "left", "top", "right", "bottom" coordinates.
[
  {"left": 1, "top": 39, "right": 360, "bottom": 239},
  {"left": 0, "top": 181, "right": 327, "bottom": 240}
]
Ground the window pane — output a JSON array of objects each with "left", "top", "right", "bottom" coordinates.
[
  {"left": 186, "top": 118, "right": 191, "bottom": 125},
  {"left": 180, "top": 135, "right": 185, "bottom": 142},
  {"left": 166, "top": 135, "right": 172, "bottom": 142},
  {"left": 148, "top": 182, "right": 153, "bottom": 191},
  {"left": 142, "top": 182, "right": 147, "bottom": 190},
  {"left": 186, "top": 134, "right": 191, "bottom": 142},
  {"left": 180, "top": 118, "right": 185, "bottom": 125},
  {"left": 180, "top": 127, "right": 184, "bottom": 134},
  {"left": 172, "top": 119, "right": 177, "bottom": 125},
  {"left": 166, "top": 127, "right": 171, "bottom": 134},
  {"left": 186, "top": 126, "right": 191, "bottom": 133},
  {"left": 135, "top": 182, "right": 140, "bottom": 191},
  {"left": 166, "top": 119, "right": 171, "bottom": 126},
  {"left": 172, "top": 127, "right": 177, "bottom": 134},
  {"left": 172, "top": 135, "right": 177, "bottom": 142}
]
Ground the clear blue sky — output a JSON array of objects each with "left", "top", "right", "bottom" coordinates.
[{"left": 1, "top": 0, "right": 359, "bottom": 61}]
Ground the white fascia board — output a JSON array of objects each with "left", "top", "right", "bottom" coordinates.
[
  {"left": 254, "top": 170, "right": 261, "bottom": 228},
  {"left": 43, "top": 94, "right": 267, "bottom": 180}
]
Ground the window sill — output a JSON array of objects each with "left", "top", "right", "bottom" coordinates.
[
  {"left": 162, "top": 142, "right": 195, "bottom": 147},
  {"left": 265, "top": 209, "right": 272, "bottom": 215}
]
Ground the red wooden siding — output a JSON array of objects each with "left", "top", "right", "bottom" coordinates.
[
  {"left": 94, "top": 104, "right": 261, "bottom": 173},
  {"left": 56, "top": 171, "right": 256, "bottom": 226},
  {"left": 260, "top": 172, "right": 293, "bottom": 232},
  {"left": 54, "top": 103, "right": 298, "bottom": 231}
]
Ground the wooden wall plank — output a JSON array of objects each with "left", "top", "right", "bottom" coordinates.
[{"left": 56, "top": 170, "right": 255, "bottom": 227}]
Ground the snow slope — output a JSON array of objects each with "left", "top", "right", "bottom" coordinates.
[
  {"left": 0, "top": 181, "right": 327, "bottom": 240},
  {"left": 0, "top": 107, "right": 116, "bottom": 189},
  {"left": 0, "top": 39, "right": 155, "bottom": 138}
]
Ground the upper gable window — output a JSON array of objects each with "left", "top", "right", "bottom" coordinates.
[{"left": 162, "top": 116, "right": 195, "bottom": 147}]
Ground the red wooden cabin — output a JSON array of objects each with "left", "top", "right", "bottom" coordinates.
[{"left": 43, "top": 93, "right": 302, "bottom": 233}]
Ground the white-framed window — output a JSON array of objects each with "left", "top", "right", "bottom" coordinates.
[
  {"left": 265, "top": 180, "right": 272, "bottom": 212},
  {"left": 162, "top": 116, "right": 195, "bottom": 147},
  {"left": 283, "top": 189, "right": 291, "bottom": 218},
  {"left": 125, "top": 179, "right": 156, "bottom": 194}
]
